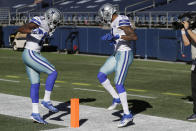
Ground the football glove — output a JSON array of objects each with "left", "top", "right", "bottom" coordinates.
[
  {"left": 101, "top": 33, "right": 120, "bottom": 41},
  {"left": 109, "top": 40, "right": 116, "bottom": 45},
  {"left": 48, "top": 28, "right": 55, "bottom": 37}
]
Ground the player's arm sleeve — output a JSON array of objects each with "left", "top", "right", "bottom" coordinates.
[
  {"left": 116, "top": 16, "right": 137, "bottom": 41},
  {"left": 119, "top": 26, "right": 138, "bottom": 41},
  {"left": 17, "top": 22, "right": 39, "bottom": 34},
  {"left": 17, "top": 16, "right": 40, "bottom": 34},
  {"left": 118, "top": 19, "right": 131, "bottom": 27}
]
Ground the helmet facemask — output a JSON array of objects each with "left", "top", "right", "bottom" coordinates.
[
  {"left": 45, "top": 8, "right": 61, "bottom": 29},
  {"left": 98, "top": 3, "right": 118, "bottom": 24}
]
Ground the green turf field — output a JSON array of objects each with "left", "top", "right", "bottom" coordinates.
[
  {"left": 0, "top": 49, "right": 195, "bottom": 130},
  {"left": 0, "top": 114, "right": 63, "bottom": 131}
]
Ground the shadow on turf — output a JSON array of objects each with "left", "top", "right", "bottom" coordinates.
[
  {"left": 181, "top": 96, "right": 193, "bottom": 102},
  {"left": 112, "top": 99, "right": 152, "bottom": 123},
  {"left": 43, "top": 98, "right": 96, "bottom": 126}
]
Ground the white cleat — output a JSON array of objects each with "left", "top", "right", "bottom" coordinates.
[
  {"left": 118, "top": 113, "right": 133, "bottom": 128},
  {"left": 107, "top": 98, "right": 121, "bottom": 110}
]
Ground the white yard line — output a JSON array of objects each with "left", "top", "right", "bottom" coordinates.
[
  {"left": 127, "top": 93, "right": 157, "bottom": 99},
  {"left": 40, "top": 83, "right": 60, "bottom": 88},
  {"left": 0, "top": 79, "right": 60, "bottom": 87},
  {"left": 0, "top": 78, "right": 20, "bottom": 83},
  {"left": 184, "top": 101, "right": 193, "bottom": 104},
  {"left": 56, "top": 60, "right": 189, "bottom": 73},
  {"left": 0, "top": 93, "right": 196, "bottom": 131},
  {"left": 73, "top": 88, "right": 105, "bottom": 93},
  {"left": 74, "top": 87, "right": 156, "bottom": 99},
  {"left": 76, "top": 54, "right": 187, "bottom": 65}
]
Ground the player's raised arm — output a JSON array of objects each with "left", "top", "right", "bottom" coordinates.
[
  {"left": 119, "top": 26, "right": 138, "bottom": 41},
  {"left": 17, "top": 22, "right": 39, "bottom": 34}
]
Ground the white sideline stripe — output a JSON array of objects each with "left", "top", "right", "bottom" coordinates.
[
  {"left": 1, "top": 93, "right": 196, "bottom": 131},
  {"left": 74, "top": 88, "right": 156, "bottom": 99},
  {"left": 74, "top": 88, "right": 105, "bottom": 93},
  {"left": 0, "top": 78, "right": 20, "bottom": 83}
]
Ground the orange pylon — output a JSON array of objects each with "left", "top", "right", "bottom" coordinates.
[{"left": 70, "top": 98, "right": 79, "bottom": 128}]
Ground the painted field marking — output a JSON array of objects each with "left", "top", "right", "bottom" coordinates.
[
  {"left": 74, "top": 88, "right": 105, "bottom": 93},
  {"left": 56, "top": 80, "right": 66, "bottom": 83},
  {"left": 127, "top": 93, "right": 157, "bottom": 99},
  {"left": 74, "top": 88, "right": 156, "bottom": 99},
  {"left": 40, "top": 83, "right": 60, "bottom": 88},
  {"left": 72, "top": 83, "right": 91, "bottom": 86},
  {"left": 184, "top": 101, "right": 193, "bottom": 104},
  {"left": 128, "top": 88, "right": 147, "bottom": 92},
  {"left": 5, "top": 75, "right": 20, "bottom": 79},
  {"left": 0, "top": 78, "right": 20, "bottom": 83},
  {"left": 162, "top": 92, "right": 185, "bottom": 97}
]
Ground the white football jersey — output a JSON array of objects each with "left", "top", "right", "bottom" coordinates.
[
  {"left": 111, "top": 15, "right": 132, "bottom": 51},
  {"left": 191, "top": 29, "right": 196, "bottom": 60},
  {"left": 25, "top": 16, "right": 50, "bottom": 52}
]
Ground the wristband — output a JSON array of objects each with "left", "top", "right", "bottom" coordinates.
[{"left": 181, "top": 30, "right": 186, "bottom": 35}]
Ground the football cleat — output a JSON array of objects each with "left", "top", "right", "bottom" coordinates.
[
  {"left": 187, "top": 114, "right": 196, "bottom": 120},
  {"left": 107, "top": 98, "right": 121, "bottom": 110},
  {"left": 41, "top": 101, "right": 59, "bottom": 113},
  {"left": 118, "top": 113, "right": 133, "bottom": 128},
  {"left": 31, "top": 113, "right": 48, "bottom": 124}
]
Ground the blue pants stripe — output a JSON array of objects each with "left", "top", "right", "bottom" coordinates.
[
  {"left": 99, "top": 50, "right": 133, "bottom": 85},
  {"left": 28, "top": 50, "right": 55, "bottom": 72},
  {"left": 117, "top": 51, "right": 129, "bottom": 85},
  {"left": 120, "top": 51, "right": 130, "bottom": 85}
]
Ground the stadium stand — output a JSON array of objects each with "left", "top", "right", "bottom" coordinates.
[
  {"left": 0, "top": 0, "right": 171, "bottom": 26},
  {"left": 0, "top": 0, "right": 195, "bottom": 62},
  {"left": 147, "top": 0, "right": 196, "bottom": 11}
]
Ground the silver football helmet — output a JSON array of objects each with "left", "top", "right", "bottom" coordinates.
[
  {"left": 98, "top": 3, "right": 118, "bottom": 23},
  {"left": 45, "top": 8, "right": 61, "bottom": 29}
]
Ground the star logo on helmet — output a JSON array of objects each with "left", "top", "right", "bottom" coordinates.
[{"left": 51, "top": 11, "right": 55, "bottom": 15}]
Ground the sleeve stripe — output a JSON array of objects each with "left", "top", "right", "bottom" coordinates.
[
  {"left": 119, "top": 19, "right": 129, "bottom": 23},
  {"left": 30, "top": 18, "right": 41, "bottom": 25},
  {"left": 119, "top": 23, "right": 130, "bottom": 26}
]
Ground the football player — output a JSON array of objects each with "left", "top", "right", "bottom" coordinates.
[
  {"left": 97, "top": 3, "right": 138, "bottom": 127},
  {"left": 18, "top": 8, "right": 61, "bottom": 124}
]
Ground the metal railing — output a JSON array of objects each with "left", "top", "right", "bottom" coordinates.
[
  {"left": 0, "top": 8, "right": 10, "bottom": 25},
  {"left": 125, "top": 0, "right": 155, "bottom": 15},
  {"left": 128, "top": 11, "right": 196, "bottom": 28},
  {"left": 1, "top": 10, "right": 196, "bottom": 29}
]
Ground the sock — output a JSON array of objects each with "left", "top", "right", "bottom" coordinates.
[
  {"left": 119, "top": 92, "right": 130, "bottom": 115},
  {"left": 102, "top": 79, "right": 119, "bottom": 99},
  {"left": 45, "top": 71, "right": 58, "bottom": 91},
  {"left": 30, "top": 83, "right": 40, "bottom": 103},
  {"left": 43, "top": 90, "right": 51, "bottom": 102},
  {"left": 32, "top": 103, "right": 39, "bottom": 113}
]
